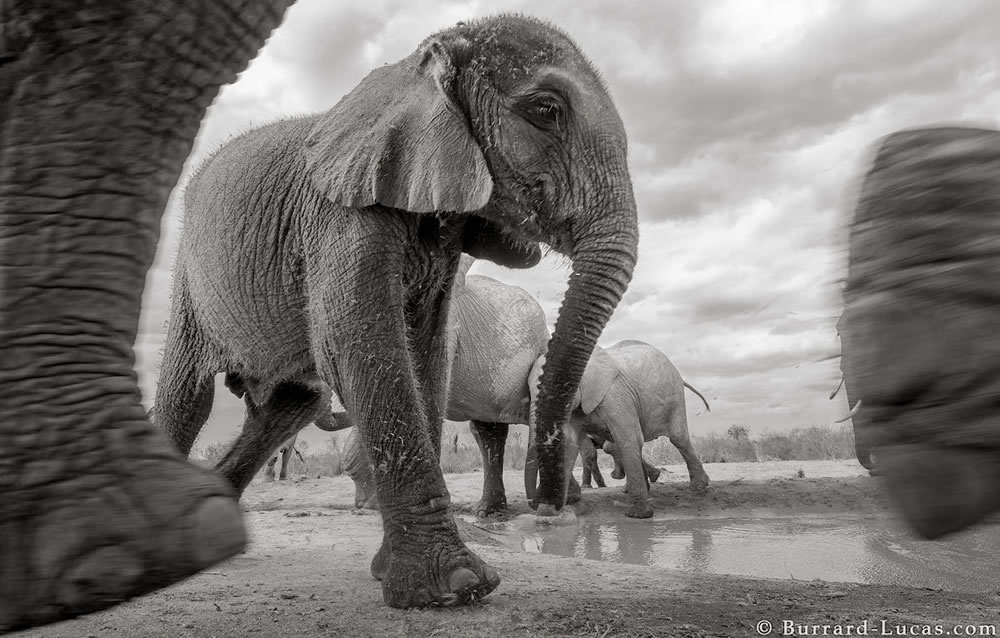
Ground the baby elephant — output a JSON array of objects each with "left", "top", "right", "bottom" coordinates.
[{"left": 527, "top": 340, "right": 711, "bottom": 519}]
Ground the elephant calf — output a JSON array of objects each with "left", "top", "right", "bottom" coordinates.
[{"left": 527, "top": 340, "right": 711, "bottom": 519}]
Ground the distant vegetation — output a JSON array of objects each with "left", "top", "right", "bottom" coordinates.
[{"left": 191, "top": 422, "right": 857, "bottom": 479}]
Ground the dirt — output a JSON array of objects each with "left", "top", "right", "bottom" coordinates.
[{"left": 19, "top": 461, "right": 1000, "bottom": 637}]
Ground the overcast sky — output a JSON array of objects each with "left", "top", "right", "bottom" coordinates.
[{"left": 136, "top": 0, "right": 1000, "bottom": 451}]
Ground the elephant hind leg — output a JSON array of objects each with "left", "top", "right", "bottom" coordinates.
[
  {"left": 666, "top": 418, "right": 710, "bottom": 491},
  {"left": 215, "top": 382, "right": 320, "bottom": 495},
  {"left": 470, "top": 421, "right": 509, "bottom": 516}
]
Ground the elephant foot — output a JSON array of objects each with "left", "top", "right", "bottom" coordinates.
[
  {"left": 877, "top": 443, "right": 1000, "bottom": 540},
  {"left": 868, "top": 468, "right": 881, "bottom": 477},
  {"left": 689, "top": 472, "right": 710, "bottom": 491},
  {"left": 475, "top": 494, "right": 507, "bottom": 518},
  {"left": 0, "top": 454, "right": 245, "bottom": 632},
  {"left": 263, "top": 474, "right": 275, "bottom": 483},
  {"left": 354, "top": 484, "right": 379, "bottom": 510},
  {"left": 646, "top": 466, "right": 661, "bottom": 483},
  {"left": 610, "top": 469, "right": 624, "bottom": 480},
  {"left": 625, "top": 501, "right": 654, "bottom": 519},
  {"left": 567, "top": 477, "right": 582, "bottom": 505},
  {"left": 581, "top": 482, "right": 593, "bottom": 489},
  {"left": 377, "top": 541, "right": 500, "bottom": 607}
]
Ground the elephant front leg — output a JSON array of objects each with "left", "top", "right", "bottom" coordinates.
[
  {"left": 315, "top": 297, "right": 498, "bottom": 607},
  {"left": 470, "top": 422, "right": 510, "bottom": 515}
]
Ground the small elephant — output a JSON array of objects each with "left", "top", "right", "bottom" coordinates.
[
  {"left": 527, "top": 340, "right": 711, "bottom": 519},
  {"left": 578, "top": 433, "right": 662, "bottom": 489},
  {"left": 150, "top": 15, "right": 639, "bottom": 608}
]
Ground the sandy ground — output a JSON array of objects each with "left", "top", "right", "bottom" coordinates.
[{"left": 19, "top": 460, "right": 1000, "bottom": 637}]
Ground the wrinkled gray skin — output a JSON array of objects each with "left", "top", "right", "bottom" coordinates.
[
  {"left": 840, "top": 126, "right": 1000, "bottom": 540},
  {"left": 152, "top": 16, "right": 638, "bottom": 608},
  {"left": 0, "top": 1, "right": 293, "bottom": 631},
  {"left": 342, "top": 259, "right": 548, "bottom": 515},
  {"left": 526, "top": 340, "right": 710, "bottom": 518}
]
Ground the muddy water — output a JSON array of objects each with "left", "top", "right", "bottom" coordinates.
[{"left": 483, "top": 514, "right": 1000, "bottom": 592}]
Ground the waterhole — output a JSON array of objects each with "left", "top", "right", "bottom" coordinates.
[{"left": 474, "top": 513, "right": 1000, "bottom": 592}]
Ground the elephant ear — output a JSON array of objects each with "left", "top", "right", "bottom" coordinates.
[
  {"left": 575, "top": 345, "right": 619, "bottom": 415},
  {"left": 303, "top": 36, "right": 492, "bottom": 213}
]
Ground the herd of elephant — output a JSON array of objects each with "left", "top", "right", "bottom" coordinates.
[
  {"left": 3, "top": 3, "right": 1000, "bottom": 631},
  {"left": 263, "top": 255, "right": 713, "bottom": 520}
]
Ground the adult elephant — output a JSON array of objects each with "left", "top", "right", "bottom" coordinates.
[
  {"left": 839, "top": 126, "right": 1000, "bottom": 540},
  {"left": 151, "top": 16, "right": 639, "bottom": 609},
  {"left": 0, "top": 1, "right": 294, "bottom": 631},
  {"left": 526, "top": 340, "right": 711, "bottom": 519}
]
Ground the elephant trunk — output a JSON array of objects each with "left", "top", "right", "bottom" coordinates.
[
  {"left": 530, "top": 196, "right": 638, "bottom": 511},
  {"left": 523, "top": 440, "right": 539, "bottom": 501}
]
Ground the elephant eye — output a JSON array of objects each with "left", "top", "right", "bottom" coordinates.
[{"left": 526, "top": 96, "right": 564, "bottom": 131}]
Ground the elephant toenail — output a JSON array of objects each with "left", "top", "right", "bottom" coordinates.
[
  {"left": 447, "top": 567, "right": 481, "bottom": 593},
  {"left": 191, "top": 496, "right": 246, "bottom": 566}
]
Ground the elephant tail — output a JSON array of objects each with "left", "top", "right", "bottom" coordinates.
[{"left": 683, "top": 381, "right": 711, "bottom": 412}]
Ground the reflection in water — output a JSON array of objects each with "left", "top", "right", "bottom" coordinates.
[{"left": 528, "top": 516, "right": 1000, "bottom": 592}]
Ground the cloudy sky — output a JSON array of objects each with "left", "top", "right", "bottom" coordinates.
[{"left": 136, "top": 0, "right": 1000, "bottom": 451}]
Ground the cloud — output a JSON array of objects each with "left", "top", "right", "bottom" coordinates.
[{"left": 138, "top": 1, "right": 1000, "bottom": 447}]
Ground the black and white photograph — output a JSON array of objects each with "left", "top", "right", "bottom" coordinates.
[{"left": 2, "top": 1, "right": 999, "bottom": 636}]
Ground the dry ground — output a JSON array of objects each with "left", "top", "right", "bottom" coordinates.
[{"left": 19, "top": 461, "right": 1000, "bottom": 637}]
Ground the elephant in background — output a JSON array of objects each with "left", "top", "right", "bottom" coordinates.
[
  {"left": 579, "top": 432, "right": 662, "bottom": 489},
  {"left": 151, "top": 15, "right": 639, "bottom": 608},
  {"left": 527, "top": 340, "right": 711, "bottom": 519},
  {"left": 839, "top": 126, "right": 1000, "bottom": 540},
  {"left": 264, "top": 433, "right": 302, "bottom": 481}
]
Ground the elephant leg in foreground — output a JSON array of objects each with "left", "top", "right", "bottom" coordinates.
[
  {"left": 470, "top": 421, "right": 510, "bottom": 515},
  {"left": 343, "top": 427, "right": 379, "bottom": 509},
  {"left": 314, "top": 246, "right": 498, "bottom": 607},
  {"left": 0, "top": 2, "right": 291, "bottom": 631},
  {"left": 841, "top": 126, "right": 1000, "bottom": 539}
]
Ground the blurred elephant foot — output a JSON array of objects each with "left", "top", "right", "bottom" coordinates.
[
  {"left": 610, "top": 468, "right": 625, "bottom": 480},
  {"left": 878, "top": 443, "right": 1000, "bottom": 539},
  {"left": 0, "top": 451, "right": 245, "bottom": 632}
]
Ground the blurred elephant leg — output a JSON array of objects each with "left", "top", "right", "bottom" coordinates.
[
  {"left": 0, "top": 2, "right": 291, "bottom": 630},
  {"left": 343, "top": 428, "right": 378, "bottom": 509},
  {"left": 470, "top": 421, "right": 509, "bottom": 516},
  {"left": 842, "top": 127, "right": 1000, "bottom": 538},
  {"left": 215, "top": 383, "right": 321, "bottom": 495}
]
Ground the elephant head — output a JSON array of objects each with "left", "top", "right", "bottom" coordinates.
[
  {"left": 305, "top": 17, "right": 638, "bottom": 512},
  {"left": 840, "top": 126, "right": 1000, "bottom": 539}
]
